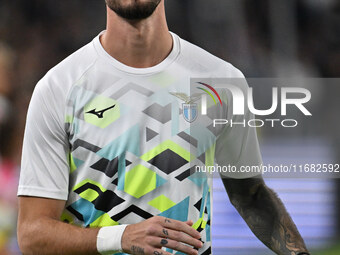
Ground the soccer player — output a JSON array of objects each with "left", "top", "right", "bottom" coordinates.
[{"left": 17, "top": 1, "right": 310, "bottom": 255}]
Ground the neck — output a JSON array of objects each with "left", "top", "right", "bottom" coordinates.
[{"left": 101, "top": 2, "right": 172, "bottom": 68}]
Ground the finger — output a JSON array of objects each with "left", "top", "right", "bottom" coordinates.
[
  {"left": 161, "top": 218, "right": 201, "bottom": 239},
  {"left": 158, "top": 227, "right": 202, "bottom": 249},
  {"left": 149, "top": 247, "right": 173, "bottom": 255},
  {"left": 185, "top": 220, "right": 193, "bottom": 226},
  {"left": 152, "top": 237, "right": 199, "bottom": 255}
]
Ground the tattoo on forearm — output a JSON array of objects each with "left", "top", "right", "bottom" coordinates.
[
  {"left": 272, "top": 214, "right": 308, "bottom": 255},
  {"left": 162, "top": 229, "right": 169, "bottom": 236},
  {"left": 160, "top": 239, "right": 168, "bottom": 245},
  {"left": 154, "top": 251, "right": 163, "bottom": 255},
  {"left": 230, "top": 182, "right": 308, "bottom": 255},
  {"left": 164, "top": 218, "right": 171, "bottom": 223},
  {"left": 131, "top": 245, "right": 145, "bottom": 254}
]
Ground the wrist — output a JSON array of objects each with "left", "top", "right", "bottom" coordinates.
[{"left": 96, "top": 225, "right": 128, "bottom": 255}]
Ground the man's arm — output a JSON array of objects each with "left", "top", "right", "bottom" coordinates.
[
  {"left": 18, "top": 197, "right": 99, "bottom": 255},
  {"left": 222, "top": 176, "right": 310, "bottom": 255},
  {"left": 18, "top": 197, "right": 202, "bottom": 255}
]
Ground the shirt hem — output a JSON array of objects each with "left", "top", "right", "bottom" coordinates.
[{"left": 17, "top": 186, "right": 68, "bottom": 201}]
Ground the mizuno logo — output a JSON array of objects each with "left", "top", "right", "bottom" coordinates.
[{"left": 86, "top": 104, "right": 116, "bottom": 119}]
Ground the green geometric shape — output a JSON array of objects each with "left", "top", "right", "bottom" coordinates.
[
  {"left": 124, "top": 165, "right": 156, "bottom": 198},
  {"left": 65, "top": 114, "right": 74, "bottom": 124},
  {"left": 78, "top": 189, "right": 100, "bottom": 202},
  {"left": 84, "top": 95, "right": 120, "bottom": 128},
  {"left": 60, "top": 211, "right": 74, "bottom": 224},
  {"left": 89, "top": 213, "right": 119, "bottom": 228},
  {"left": 69, "top": 154, "right": 83, "bottom": 174},
  {"left": 205, "top": 143, "right": 215, "bottom": 167},
  {"left": 69, "top": 153, "right": 77, "bottom": 173},
  {"left": 148, "top": 195, "right": 176, "bottom": 212},
  {"left": 149, "top": 72, "right": 176, "bottom": 88},
  {"left": 201, "top": 219, "right": 207, "bottom": 229},
  {"left": 192, "top": 217, "right": 203, "bottom": 230}
]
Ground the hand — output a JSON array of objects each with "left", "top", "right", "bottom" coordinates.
[{"left": 121, "top": 216, "right": 203, "bottom": 255}]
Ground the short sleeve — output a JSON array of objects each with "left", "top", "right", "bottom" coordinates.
[
  {"left": 18, "top": 77, "right": 70, "bottom": 200},
  {"left": 215, "top": 69, "right": 262, "bottom": 179}
]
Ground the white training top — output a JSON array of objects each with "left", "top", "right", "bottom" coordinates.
[{"left": 18, "top": 31, "right": 262, "bottom": 255}]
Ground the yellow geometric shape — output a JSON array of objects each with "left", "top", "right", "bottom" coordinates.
[
  {"left": 149, "top": 72, "right": 177, "bottom": 88},
  {"left": 148, "top": 195, "right": 176, "bottom": 212},
  {"left": 192, "top": 216, "right": 204, "bottom": 230},
  {"left": 90, "top": 213, "right": 119, "bottom": 228},
  {"left": 192, "top": 213, "right": 207, "bottom": 230},
  {"left": 201, "top": 220, "right": 207, "bottom": 229},
  {"left": 69, "top": 153, "right": 77, "bottom": 173},
  {"left": 205, "top": 143, "right": 216, "bottom": 168},
  {"left": 60, "top": 211, "right": 74, "bottom": 224},
  {"left": 124, "top": 165, "right": 156, "bottom": 198},
  {"left": 65, "top": 115, "right": 74, "bottom": 124},
  {"left": 78, "top": 189, "right": 99, "bottom": 202}
]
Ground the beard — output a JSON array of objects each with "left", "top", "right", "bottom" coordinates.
[{"left": 106, "top": 0, "right": 161, "bottom": 20}]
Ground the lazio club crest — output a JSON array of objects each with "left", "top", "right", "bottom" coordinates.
[
  {"left": 182, "top": 103, "right": 198, "bottom": 123},
  {"left": 169, "top": 92, "right": 202, "bottom": 123}
]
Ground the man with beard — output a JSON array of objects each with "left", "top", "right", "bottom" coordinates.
[{"left": 17, "top": 1, "right": 310, "bottom": 255}]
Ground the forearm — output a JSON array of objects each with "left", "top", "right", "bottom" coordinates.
[
  {"left": 18, "top": 196, "right": 202, "bottom": 255},
  {"left": 231, "top": 183, "right": 309, "bottom": 255},
  {"left": 18, "top": 216, "right": 99, "bottom": 255}
]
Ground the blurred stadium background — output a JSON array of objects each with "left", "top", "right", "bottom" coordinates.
[{"left": 0, "top": 0, "right": 339, "bottom": 254}]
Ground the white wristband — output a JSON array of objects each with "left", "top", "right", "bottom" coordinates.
[{"left": 96, "top": 225, "right": 128, "bottom": 255}]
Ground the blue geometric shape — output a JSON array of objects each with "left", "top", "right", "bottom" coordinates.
[
  {"left": 73, "top": 157, "right": 84, "bottom": 168},
  {"left": 188, "top": 172, "right": 207, "bottom": 187},
  {"left": 156, "top": 174, "right": 167, "bottom": 188},
  {"left": 166, "top": 248, "right": 173, "bottom": 253},
  {"left": 72, "top": 118, "right": 80, "bottom": 135},
  {"left": 206, "top": 224, "right": 211, "bottom": 242},
  {"left": 200, "top": 184, "right": 209, "bottom": 218},
  {"left": 97, "top": 124, "right": 140, "bottom": 160},
  {"left": 69, "top": 198, "right": 104, "bottom": 226},
  {"left": 159, "top": 197, "right": 189, "bottom": 222}
]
